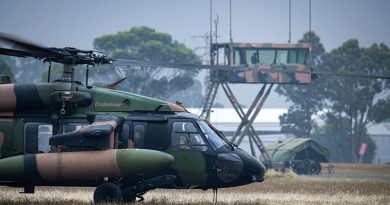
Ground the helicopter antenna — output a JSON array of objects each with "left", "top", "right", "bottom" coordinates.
[{"left": 47, "top": 61, "right": 52, "bottom": 82}]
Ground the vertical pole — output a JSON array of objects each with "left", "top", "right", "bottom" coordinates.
[
  {"left": 288, "top": 0, "right": 291, "bottom": 43},
  {"left": 210, "top": 0, "right": 213, "bottom": 46},
  {"left": 309, "top": 0, "right": 312, "bottom": 40},
  {"left": 230, "top": 0, "right": 233, "bottom": 43}
]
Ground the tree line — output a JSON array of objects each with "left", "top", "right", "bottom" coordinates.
[{"left": 276, "top": 32, "right": 390, "bottom": 163}]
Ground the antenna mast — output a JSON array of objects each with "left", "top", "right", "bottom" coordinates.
[
  {"left": 229, "top": 0, "right": 233, "bottom": 43},
  {"left": 210, "top": 0, "right": 213, "bottom": 46},
  {"left": 309, "top": 0, "right": 312, "bottom": 41},
  {"left": 288, "top": 0, "right": 291, "bottom": 43}
]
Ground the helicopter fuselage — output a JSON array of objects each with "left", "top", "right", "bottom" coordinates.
[{"left": 0, "top": 81, "right": 265, "bottom": 195}]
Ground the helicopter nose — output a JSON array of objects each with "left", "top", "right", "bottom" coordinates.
[
  {"left": 216, "top": 153, "right": 245, "bottom": 183},
  {"left": 215, "top": 150, "right": 266, "bottom": 187},
  {"left": 235, "top": 149, "right": 266, "bottom": 183}
]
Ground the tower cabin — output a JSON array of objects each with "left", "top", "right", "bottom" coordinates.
[{"left": 209, "top": 42, "right": 311, "bottom": 84}]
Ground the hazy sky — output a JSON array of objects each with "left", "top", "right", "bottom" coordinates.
[{"left": 1, "top": 0, "right": 389, "bottom": 107}]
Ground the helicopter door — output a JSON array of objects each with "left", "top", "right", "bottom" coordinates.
[{"left": 169, "top": 121, "right": 209, "bottom": 187}]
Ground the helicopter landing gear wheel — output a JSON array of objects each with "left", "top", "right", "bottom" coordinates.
[
  {"left": 122, "top": 189, "right": 146, "bottom": 203},
  {"left": 122, "top": 190, "right": 136, "bottom": 203},
  {"left": 94, "top": 182, "right": 123, "bottom": 203}
]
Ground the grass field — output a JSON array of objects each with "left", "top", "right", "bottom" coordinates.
[{"left": 0, "top": 163, "right": 390, "bottom": 205}]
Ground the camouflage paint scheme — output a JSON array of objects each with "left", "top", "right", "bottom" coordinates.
[
  {"left": 0, "top": 82, "right": 182, "bottom": 182},
  {"left": 0, "top": 83, "right": 185, "bottom": 117},
  {"left": 0, "top": 149, "right": 173, "bottom": 181},
  {"left": 210, "top": 42, "right": 312, "bottom": 84},
  {"left": 0, "top": 77, "right": 265, "bottom": 189},
  {"left": 0, "top": 33, "right": 267, "bottom": 200},
  {"left": 169, "top": 149, "right": 207, "bottom": 186}
]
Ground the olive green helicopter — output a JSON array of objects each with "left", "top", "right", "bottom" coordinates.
[{"left": 0, "top": 33, "right": 267, "bottom": 203}]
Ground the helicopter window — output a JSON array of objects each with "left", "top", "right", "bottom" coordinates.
[
  {"left": 38, "top": 125, "right": 53, "bottom": 153},
  {"left": 25, "top": 123, "right": 53, "bottom": 154},
  {"left": 190, "top": 134, "right": 205, "bottom": 145},
  {"left": 119, "top": 123, "right": 130, "bottom": 149},
  {"left": 190, "top": 134, "right": 208, "bottom": 152},
  {"left": 133, "top": 124, "right": 145, "bottom": 148},
  {"left": 177, "top": 133, "right": 191, "bottom": 151},
  {"left": 172, "top": 122, "right": 197, "bottom": 133},
  {"left": 197, "top": 121, "right": 226, "bottom": 150},
  {"left": 172, "top": 122, "right": 208, "bottom": 152},
  {"left": 145, "top": 122, "right": 169, "bottom": 151}
]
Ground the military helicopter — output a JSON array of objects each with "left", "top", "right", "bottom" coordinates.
[{"left": 0, "top": 33, "right": 266, "bottom": 203}]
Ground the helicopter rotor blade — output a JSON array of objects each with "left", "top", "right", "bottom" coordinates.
[
  {"left": 0, "top": 33, "right": 112, "bottom": 65},
  {"left": 114, "top": 59, "right": 390, "bottom": 80},
  {"left": 0, "top": 48, "right": 33, "bottom": 58},
  {"left": 0, "top": 32, "right": 54, "bottom": 55}
]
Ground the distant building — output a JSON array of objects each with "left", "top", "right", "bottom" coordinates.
[
  {"left": 188, "top": 108, "right": 390, "bottom": 163},
  {"left": 367, "top": 123, "right": 390, "bottom": 164}
]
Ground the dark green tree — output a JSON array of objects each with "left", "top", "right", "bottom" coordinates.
[
  {"left": 317, "top": 40, "right": 390, "bottom": 162},
  {"left": 275, "top": 32, "right": 326, "bottom": 137},
  {"left": 92, "top": 27, "right": 201, "bottom": 101},
  {"left": 278, "top": 34, "right": 390, "bottom": 162}
]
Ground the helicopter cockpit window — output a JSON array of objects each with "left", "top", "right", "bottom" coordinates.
[
  {"left": 172, "top": 121, "right": 197, "bottom": 132},
  {"left": 172, "top": 122, "right": 207, "bottom": 152},
  {"left": 197, "top": 121, "right": 226, "bottom": 150}
]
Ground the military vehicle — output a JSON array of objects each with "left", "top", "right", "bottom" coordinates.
[
  {"left": 266, "top": 138, "right": 329, "bottom": 175},
  {"left": 0, "top": 33, "right": 266, "bottom": 203}
]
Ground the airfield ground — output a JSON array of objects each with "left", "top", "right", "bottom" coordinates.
[{"left": 0, "top": 163, "right": 389, "bottom": 205}]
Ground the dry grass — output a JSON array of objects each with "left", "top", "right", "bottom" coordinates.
[
  {"left": 0, "top": 163, "right": 389, "bottom": 205},
  {"left": 320, "top": 163, "right": 390, "bottom": 178}
]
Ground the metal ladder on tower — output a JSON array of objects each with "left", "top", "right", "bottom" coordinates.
[{"left": 200, "top": 80, "right": 220, "bottom": 119}]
